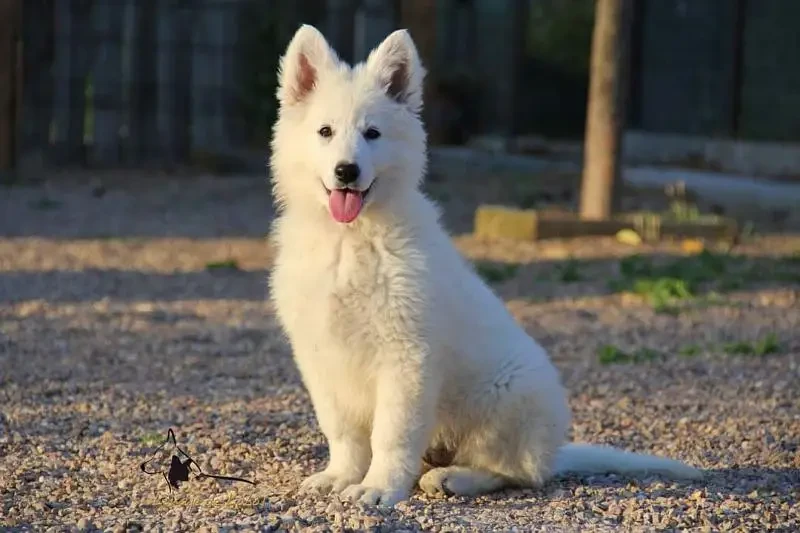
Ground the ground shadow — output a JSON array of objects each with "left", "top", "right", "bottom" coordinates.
[
  {"left": 0, "top": 174, "right": 275, "bottom": 239},
  {"left": 0, "top": 251, "right": 797, "bottom": 304},
  {"left": 0, "top": 268, "right": 270, "bottom": 303},
  {"left": 462, "top": 466, "right": 800, "bottom": 511}
]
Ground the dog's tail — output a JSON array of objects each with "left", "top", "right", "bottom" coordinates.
[{"left": 553, "top": 443, "right": 703, "bottom": 480}]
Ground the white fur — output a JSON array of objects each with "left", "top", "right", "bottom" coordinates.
[{"left": 268, "top": 25, "right": 702, "bottom": 507}]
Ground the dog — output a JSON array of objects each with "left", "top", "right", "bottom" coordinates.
[{"left": 268, "top": 24, "right": 702, "bottom": 507}]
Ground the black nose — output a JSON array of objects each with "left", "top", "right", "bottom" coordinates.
[{"left": 334, "top": 162, "right": 360, "bottom": 185}]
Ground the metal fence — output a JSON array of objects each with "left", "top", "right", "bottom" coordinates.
[
  {"left": 630, "top": 0, "right": 800, "bottom": 142},
  {"left": 16, "top": 0, "right": 323, "bottom": 169},
  {"left": 5, "top": 0, "right": 546, "bottom": 172},
  {"left": 3, "top": 0, "right": 799, "bottom": 175}
]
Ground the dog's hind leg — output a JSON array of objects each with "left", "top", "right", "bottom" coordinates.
[
  {"left": 419, "top": 466, "right": 510, "bottom": 496},
  {"left": 419, "top": 372, "right": 570, "bottom": 498}
]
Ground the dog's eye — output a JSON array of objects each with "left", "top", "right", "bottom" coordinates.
[
  {"left": 318, "top": 126, "right": 333, "bottom": 138},
  {"left": 364, "top": 127, "right": 381, "bottom": 140}
]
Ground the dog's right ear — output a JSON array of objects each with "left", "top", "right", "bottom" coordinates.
[{"left": 277, "top": 25, "right": 339, "bottom": 107}]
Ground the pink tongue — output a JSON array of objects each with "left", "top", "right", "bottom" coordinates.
[{"left": 328, "top": 189, "right": 364, "bottom": 223}]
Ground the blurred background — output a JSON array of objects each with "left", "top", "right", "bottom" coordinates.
[
  {"left": 5, "top": 0, "right": 800, "bottom": 153},
  {"left": 2, "top": 0, "right": 800, "bottom": 235}
]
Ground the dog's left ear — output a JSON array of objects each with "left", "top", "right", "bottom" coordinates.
[
  {"left": 277, "top": 25, "right": 340, "bottom": 107},
  {"left": 365, "top": 29, "right": 426, "bottom": 113}
]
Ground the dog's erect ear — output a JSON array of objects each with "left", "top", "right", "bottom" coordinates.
[
  {"left": 365, "top": 29, "right": 426, "bottom": 113},
  {"left": 277, "top": 25, "right": 339, "bottom": 106}
]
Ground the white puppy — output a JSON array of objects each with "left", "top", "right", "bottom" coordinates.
[{"left": 268, "top": 25, "right": 702, "bottom": 507}]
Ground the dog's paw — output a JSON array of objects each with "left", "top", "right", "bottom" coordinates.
[
  {"left": 418, "top": 467, "right": 454, "bottom": 496},
  {"left": 340, "top": 483, "right": 408, "bottom": 507},
  {"left": 300, "top": 471, "right": 360, "bottom": 495},
  {"left": 419, "top": 466, "right": 506, "bottom": 497}
]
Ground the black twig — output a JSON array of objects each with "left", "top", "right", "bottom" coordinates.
[{"left": 139, "top": 428, "right": 255, "bottom": 492}]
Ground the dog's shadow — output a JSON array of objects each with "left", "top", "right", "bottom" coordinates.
[{"left": 424, "top": 466, "right": 799, "bottom": 507}]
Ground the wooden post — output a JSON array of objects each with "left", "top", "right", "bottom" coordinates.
[
  {"left": 0, "top": 0, "right": 22, "bottom": 175},
  {"left": 16, "top": 0, "right": 54, "bottom": 176},
  {"left": 579, "top": 0, "right": 632, "bottom": 220}
]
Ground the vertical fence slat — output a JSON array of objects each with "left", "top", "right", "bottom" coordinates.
[
  {"left": 325, "top": 0, "right": 355, "bottom": 63},
  {"left": 155, "top": 0, "right": 193, "bottom": 165},
  {"left": 50, "top": 0, "right": 72, "bottom": 163},
  {"left": 18, "top": 0, "right": 54, "bottom": 174},
  {"left": 90, "top": 0, "right": 124, "bottom": 166},
  {"left": 155, "top": 0, "right": 176, "bottom": 164},
  {"left": 220, "top": 2, "right": 240, "bottom": 147},
  {"left": 120, "top": 0, "right": 137, "bottom": 164},
  {"left": 190, "top": 5, "right": 213, "bottom": 155},
  {"left": 173, "top": 6, "right": 194, "bottom": 162},
  {"left": 136, "top": 0, "right": 158, "bottom": 163},
  {"left": 214, "top": 3, "right": 234, "bottom": 152},
  {"left": 190, "top": 1, "right": 235, "bottom": 157},
  {"left": 471, "top": 0, "right": 519, "bottom": 137},
  {"left": 400, "top": 0, "right": 440, "bottom": 141},
  {"left": 353, "top": 0, "right": 395, "bottom": 62},
  {"left": 52, "top": 0, "right": 91, "bottom": 165},
  {"left": 0, "top": 0, "right": 21, "bottom": 174}
]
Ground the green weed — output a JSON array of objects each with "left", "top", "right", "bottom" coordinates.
[
  {"left": 205, "top": 259, "right": 240, "bottom": 271},
  {"left": 139, "top": 432, "right": 164, "bottom": 446},
  {"left": 723, "top": 333, "right": 781, "bottom": 357},
  {"left": 610, "top": 250, "right": 763, "bottom": 313},
  {"left": 678, "top": 344, "right": 702, "bottom": 357},
  {"left": 475, "top": 262, "right": 519, "bottom": 284},
  {"left": 598, "top": 344, "right": 659, "bottom": 365},
  {"left": 556, "top": 258, "right": 583, "bottom": 283},
  {"left": 632, "top": 277, "right": 693, "bottom": 313}
]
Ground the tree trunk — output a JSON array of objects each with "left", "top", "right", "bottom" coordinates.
[{"left": 579, "top": 0, "right": 632, "bottom": 220}]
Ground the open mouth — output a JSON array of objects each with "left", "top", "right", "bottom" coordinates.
[{"left": 322, "top": 181, "right": 374, "bottom": 223}]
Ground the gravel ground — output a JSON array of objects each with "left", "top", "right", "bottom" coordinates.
[{"left": 1, "top": 173, "right": 799, "bottom": 532}]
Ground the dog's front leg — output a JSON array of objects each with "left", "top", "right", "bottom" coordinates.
[
  {"left": 299, "top": 373, "right": 372, "bottom": 495},
  {"left": 341, "top": 343, "right": 438, "bottom": 507}
]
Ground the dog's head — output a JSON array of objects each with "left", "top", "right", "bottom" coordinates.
[{"left": 270, "top": 25, "right": 427, "bottom": 224}]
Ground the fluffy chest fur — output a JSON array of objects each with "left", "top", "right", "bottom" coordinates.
[{"left": 269, "top": 212, "right": 431, "bottom": 370}]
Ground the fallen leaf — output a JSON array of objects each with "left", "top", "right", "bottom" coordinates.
[
  {"left": 616, "top": 229, "right": 642, "bottom": 246},
  {"left": 681, "top": 239, "right": 705, "bottom": 254}
]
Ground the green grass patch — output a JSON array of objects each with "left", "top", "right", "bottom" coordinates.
[
  {"left": 598, "top": 344, "right": 659, "bottom": 365},
  {"left": 205, "top": 259, "right": 241, "bottom": 271},
  {"left": 609, "top": 249, "right": 800, "bottom": 313},
  {"left": 631, "top": 277, "right": 693, "bottom": 314},
  {"left": 723, "top": 333, "right": 781, "bottom": 357},
  {"left": 139, "top": 431, "right": 164, "bottom": 446},
  {"left": 556, "top": 258, "right": 583, "bottom": 283},
  {"left": 678, "top": 344, "right": 702, "bottom": 357},
  {"left": 666, "top": 199, "right": 703, "bottom": 222},
  {"left": 679, "top": 334, "right": 781, "bottom": 358},
  {"left": 475, "top": 262, "right": 519, "bottom": 283}
]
